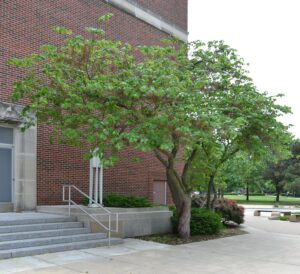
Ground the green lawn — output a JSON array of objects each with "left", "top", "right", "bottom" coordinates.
[{"left": 224, "top": 195, "right": 300, "bottom": 206}]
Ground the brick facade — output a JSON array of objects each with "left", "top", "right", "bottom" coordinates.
[
  {"left": 129, "top": 0, "right": 188, "bottom": 31},
  {"left": 0, "top": 0, "right": 187, "bottom": 205}
]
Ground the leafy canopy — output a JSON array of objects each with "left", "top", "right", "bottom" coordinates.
[{"left": 9, "top": 14, "right": 291, "bottom": 177}]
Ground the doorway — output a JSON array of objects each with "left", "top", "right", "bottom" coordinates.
[
  {"left": 153, "top": 181, "right": 167, "bottom": 205},
  {"left": 0, "top": 127, "right": 14, "bottom": 203}
]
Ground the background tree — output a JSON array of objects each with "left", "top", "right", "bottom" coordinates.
[
  {"left": 188, "top": 40, "right": 291, "bottom": 208},
  {"left": 9, "top": 16, "right": 291, "bottom": 238},
  {"left": 263, "top": 140, "right": 300, "bottom": 202},
  {"left": 221, "top": 153, "right": 265, "bottom": 199}
]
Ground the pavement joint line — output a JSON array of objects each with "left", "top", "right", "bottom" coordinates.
[
  {"left": 29, "top": 254, "right": 69, "bottom": 267},
  {"left": 108, "top": 255, "right": 177, "bottom": 274},
  {"left": 54, "top": 262, "right": 86, "bottom": 274}
]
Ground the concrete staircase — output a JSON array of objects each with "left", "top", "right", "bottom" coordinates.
[{"left": 0, "top": 214, "right": 123, "bottom": 259}]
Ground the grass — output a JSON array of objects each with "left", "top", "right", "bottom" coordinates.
[
  {"left": 225, "top": 195, "right": 300, "bottom": 206},
  {"left": 136, "top": 227, "right": 247, "bottom": 245}
]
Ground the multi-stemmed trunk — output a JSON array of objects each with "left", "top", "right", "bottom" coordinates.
[
  {"left": 166, "top": 167, "right": 191, "bottom": 239},
  {"left": 154, "top": 146, "right": 194, "bottom": 239}
]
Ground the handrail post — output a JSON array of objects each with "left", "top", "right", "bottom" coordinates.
[
  {"left": 116, "top": 213, "right": 119, "bottom": 233},
  {"left": 108, "top": 214, "right": 111, "bottom": 247},
  {"left": 68, "top": 184, "right": 71, "bottom": 216}
]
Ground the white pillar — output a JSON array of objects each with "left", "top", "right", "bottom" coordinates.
[
  {"left": 94, "top": 160, "right": 99, "bottom": 204},
  {"left": 99, "top": 163, "right": 103, "bottom": 204},
  {"left": 89, "top": 158, "right": 93, "bottom": 206},
  {"left": 89, "top": 154, "right": 103, "bottom": 206}
]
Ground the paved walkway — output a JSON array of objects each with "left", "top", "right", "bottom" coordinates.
[{"left": 1, "top": 210, "right": 300, "bottom": 274}]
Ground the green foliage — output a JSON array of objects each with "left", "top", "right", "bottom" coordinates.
[
  {"left": 221, "top": 152, "right": 271, "bottom": 193},
  {"left": 102, "top": 193, "right": 152, "bottom": 208},
  {"left": 190, "top": 208, "right": 223, "bottom": 235},
  {"left": 83, "top": 193, "right": 152, "bottom": 207},
  {"left": 8, "top": 22, "right": 291, "bottom": 170},
  {"left": 170, "top": 206, "right": 223, "bottom": 235},
  {"left": 263, "top": 140, "right": 300, "bottom": 200}
]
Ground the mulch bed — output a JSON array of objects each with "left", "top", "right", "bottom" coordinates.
[{"left": 135, "top": 227, "right": 248, "bottom": 245}]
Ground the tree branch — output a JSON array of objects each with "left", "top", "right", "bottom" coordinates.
[
  {"left": 171, "top": 132, "right": 179, "bottom": 157},
  {"left": 154, "top": 149, "right": 168, "bottom": 167},
  {"left": 182, "top": 147, "right": 198, "bottom": 189}
]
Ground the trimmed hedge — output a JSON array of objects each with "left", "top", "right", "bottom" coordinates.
[
  {"left": 170, "top": 206, "right": 223, "bottom": 236},
  {"left": 83, "top": 193, "right": 152, "bottom": 208},
  {"left": 103, "top": 193, "right": 152, "bottom": 208}
]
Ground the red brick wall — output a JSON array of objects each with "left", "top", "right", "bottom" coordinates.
[
  {"left": 128, "top": 0, "right": 188, "bottom": 30},
  {"left": 0, "top": 0, "right": 187, "bottom": 205}
]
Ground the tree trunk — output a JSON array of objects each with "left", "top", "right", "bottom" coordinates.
[
  {"left": 246, "top": 181, "right": 249, "bottom": 201},
  {"left": 276, "top": 189, "right": 280, "bottom": 202},
  {"left": 206, "top": 175, "right": 214, "bottom": 209},
  {"left": 211, "top": 179, "right": 217, "bottom": 209},
  {"left": 176, "top": 195, "right": 191, "bottom": 239},
  {"left": 166, "top": 167, "right": 191, "bottom": 239}
]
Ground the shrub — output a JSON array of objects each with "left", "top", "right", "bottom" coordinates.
[
  {"left": 190, "top": 208, "right": 223, "bottom": 235},
  {"left": 170, "top": 206, "right": 223, "bottom": 236},
  {"left": 83, "top": 193, "right": 152, "bottom": 208},
  {"left": 214, "top": 198, "right": 244, "bottom": 225},
  {"left": 103, "top": 193, "right": 152, "bottom": 208},
  {"left": 279, "top": 216, "right": 289, "bottom": 221}
]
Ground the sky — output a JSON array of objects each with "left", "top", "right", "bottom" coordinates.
[{"left": 188, "top": 0, "right": 300, "bottom": 138}]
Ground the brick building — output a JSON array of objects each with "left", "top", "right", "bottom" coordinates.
[{"left": 0, "top": 0, "right": 188, "bottom": 211}]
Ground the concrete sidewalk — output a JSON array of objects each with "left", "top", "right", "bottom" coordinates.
[{"left": 1, "top": 211, "right": 300, "bottom": 274}]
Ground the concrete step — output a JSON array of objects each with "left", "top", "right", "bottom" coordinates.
[
  {"left": 0, "top": 227, "right": 91, "bottom": 241},
  {"left": 0, "top": 216, "right": 76, "bottom": 226},
  {"left": 0, "top": 238, "right": 124, "bottom": 259},
  {"left": 0, "top": 233, "right": 107, "bottom": 250},
  {"left": 0, "top": 222, "right": 83, "bottom": 234}
]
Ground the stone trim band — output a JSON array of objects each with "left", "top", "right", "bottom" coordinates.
[{"left": 105, "top": 0, "right": 188, "bottom": 42}]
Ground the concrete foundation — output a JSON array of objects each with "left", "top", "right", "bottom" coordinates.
[
  {"left": 0, "top": 203, "right": 13, "bottom": 213},
  {"left": 37, "top": 205, "right": 173, "bottom": 238}
]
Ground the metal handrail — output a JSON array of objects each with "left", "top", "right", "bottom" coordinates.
[{"left": 62, "top": 184, "right": 119, "bottom": 246}]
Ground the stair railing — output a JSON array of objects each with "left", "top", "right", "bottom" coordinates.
[{"left": 62, "top": 184, "right": 119, "bottom": 246}]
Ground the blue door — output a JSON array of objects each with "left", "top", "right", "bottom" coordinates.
[
  {"left": 0, "top": 148, "right": 12, "bottom": 202},
  {"left": 0, "top": 127, "right": 13, "bottom": 202}
]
